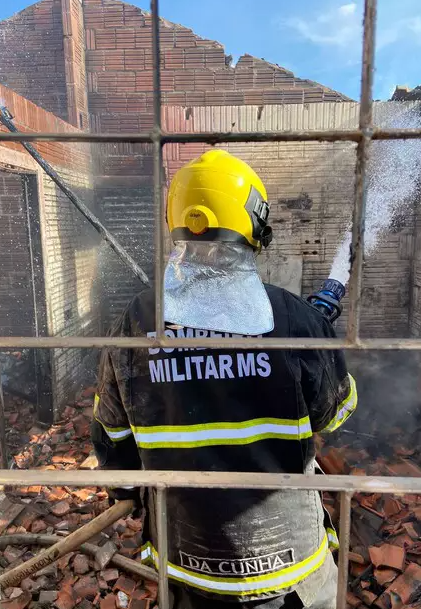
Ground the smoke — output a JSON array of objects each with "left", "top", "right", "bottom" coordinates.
[{"left": 331, "top": 351, "right": 421, "bottom": 458}]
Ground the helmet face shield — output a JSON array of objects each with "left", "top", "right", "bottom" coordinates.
[{"left": 164, "top": 241, "right": 274, "bottom": 335}]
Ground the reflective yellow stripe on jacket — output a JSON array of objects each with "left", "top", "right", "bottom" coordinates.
[
  {"left": 94, "top": 394, "right": 132, "bottom": 442},
  {"left": 322, "top": 374, "right": 357, "bottom": 433},
  {"left": 140, "top": 535, "right": 328, "bottom": 595},
  {"left": 131, "top": 417, "right": 312, "bottom": 449},
  {"left": 326, "top": 527, "right": 339, "bottom": 550}
]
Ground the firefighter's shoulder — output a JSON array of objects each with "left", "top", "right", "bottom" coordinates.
[
  {"left": 109, "top": 285, "right": 155, "bottom": 337},
  {"left": 263, "top": 283, "right": 331, "bottom": 337}
]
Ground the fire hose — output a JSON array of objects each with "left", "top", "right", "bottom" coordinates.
[{"left": 0, "top": 106, "right": 150, "bottom": 286}]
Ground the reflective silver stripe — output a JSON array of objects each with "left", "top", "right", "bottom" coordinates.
[
  {"left": 94, "top": 394, "right": 133, "bottom": 442},
  {"left": 323, "top": 374, "right": 357, "bottom": 432},
  {"left": 131, "top": 417, "right": 312, "bottom": 448},
  {"left": 327, "top": 528, "right": 339, "bottom": 549},
  {"left": 140, "top": 535, "right": 328, "bottom": 594},
  {"left": 103, "top": 426, "right": 132, "bottom": 441}
]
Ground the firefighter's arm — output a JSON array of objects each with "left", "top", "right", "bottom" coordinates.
[
  {"left": 300, "top": 317, "right": 357, "bottom": 434},
  {"left": 92, "top": 347, "right": 142, "bottom": 503}
]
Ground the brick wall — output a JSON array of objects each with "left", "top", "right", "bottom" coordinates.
[
  {"left": 83, "top": 0, "right": 349, "bottom": 136},
  {"left": 161, "top": 103, "right": 417, "bottom": 339},
  {"left": 1, "top": 0, "right": 416, "bottom": 340},
  {"left": 42, "top": 167, "right": 100, "bottom": 407},
  {"left": 0, "top": 0, "right": 68, "bottom": 121},
  {"left": 81, "top": 0, "right": 350, "bottom": 325},
  {"left": 409, "top": 207, "right": 421, "bottom": 337},
  {"left": 61, "top": 0, "right": 90, "bottom": 128},
  {"left": 0, "top": 171, "right": 35, "bottom": 337},
  {"left": 0, "top": 84, "right": 99, "bottom": 414}
]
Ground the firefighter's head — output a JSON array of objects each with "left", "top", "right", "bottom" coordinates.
[{"left": 167, "top": 150, "right": 272, "bottom": 251}]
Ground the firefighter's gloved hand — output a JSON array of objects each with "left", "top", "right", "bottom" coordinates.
[{"left": 108, "top": 486, "right": 143, "bottom": 518}]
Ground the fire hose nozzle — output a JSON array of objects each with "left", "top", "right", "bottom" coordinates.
[{"left": 307, "top": 278, "right": 345, "bottom": 322}]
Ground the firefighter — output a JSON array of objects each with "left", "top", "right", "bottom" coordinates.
[{"left": 92, "top": 150, "right": 357, "bottom": 609}]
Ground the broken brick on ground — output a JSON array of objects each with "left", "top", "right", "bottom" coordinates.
[
  {"left": 0, "top": 388, "right": 155, "bottom": 609},
  {"left": 5, "top": 389, "right": 421, "bottom": 608},
  {"left": 318, "top": 435, "right": 421, "bottom": 609}
]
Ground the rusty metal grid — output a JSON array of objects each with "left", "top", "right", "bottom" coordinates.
[
  {"left": 0, "top": 1, "right": 420, "bottom": 608},
  {"left": 0, "top": 1, "right": 417, "bottom": 354}
]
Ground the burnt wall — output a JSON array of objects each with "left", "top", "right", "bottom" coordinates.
[
  {"left": 81, "top": 0, "right": 349, "bottom": 326},
  {"left": 0, "top": 84, "right": 100, "bottom": 416},
  {"left": 161, "top": 103, "right": 417, "bottom": 339},
  {"left": 0, "top": 171, "right": 34, "bottom": 337}
]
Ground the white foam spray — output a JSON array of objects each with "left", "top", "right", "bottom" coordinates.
[{"left": 330, "top": 103, "right": 421, "bottom": 285}]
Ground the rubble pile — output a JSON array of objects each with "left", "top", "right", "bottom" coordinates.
[
  {"left": 3, "top": 371, "right": 421, "bottom": 608},
  {"left": 3, "top": 398, "right": 37, "bottom": 460},
  {"left": 319, "top": 437, "right": 421, "bottom": 609},
  {"left": 0, "top": 389, "right": 156, "bottom": 609},
  {"left": 1, "top": 350, "right": 38, "bottom": 406}
]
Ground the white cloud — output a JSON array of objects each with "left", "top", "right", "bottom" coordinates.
[
  {"left": 408, "top": 16, "right": 421, "bottom": 35},
  {"left": 281, "top": 3, "right": 421, "bottom": 52},
  {"left": 282, "top": 3, "right": 361, "bottom": 47},
  {"left": 339, "top": 3, "right": 357, "bottom": 16},
  {"left": 377, "top": 16, "right": 421, "bottom": 50}
]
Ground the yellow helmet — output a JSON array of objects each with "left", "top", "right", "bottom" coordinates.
[{"left": 167, "top": 150, "right": 272, "bottom": 250}]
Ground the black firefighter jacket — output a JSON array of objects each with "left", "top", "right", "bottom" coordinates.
[{"left": 92, "top": 284, "right": 357, "bottom": 605}]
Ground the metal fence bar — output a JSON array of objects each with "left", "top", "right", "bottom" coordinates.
[
  {"left": 2, "top": 336, "right": 421, "bottom": 349},
  {"left": 1, "top": 128, "right": 421, "bottom": 144},
  {"left": 151, "top": 0, "right": 165, "bottom": 339},
  {"left": 156, "top": 486, "right": 170, "bottom": 609},
  {"left": 2, "top": 470, "right": 421, "bottom": 493},
  {"left": 336, "top": 492, "right": 353, "bottom": 609},
  {"left": 1, "top": 0, "right": 421, "bottom": 606},
  {"left": 0, "top": 368, "right": 7, "bottom": 469},
  {"left": 346, "top": 0, "right": 376, "bottom": 344}
]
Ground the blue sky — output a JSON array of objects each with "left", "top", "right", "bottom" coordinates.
[{"left": 1, "top": 0, "right": 420, "bottom": 100}]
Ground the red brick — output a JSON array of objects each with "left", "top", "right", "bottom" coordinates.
[
  {"left": 73, "top": 553, "right": 90, "bottom": 575},
  {"left": 378, "top": 562, "right": 421, "bottom": 606},
  {"left": 74, "top": 575, "right": 98, "bottom": 599},
  {"left": 31, "top": 519, "right": 48, "bottom": 534},
  {"left": 101, "top": 569, "right": 120, "bottom": 583},
  {"left": 1, "top": 591, "right": 32, "bottom": 609},
  {"left": 51, "top": 500, "right": 71, "bottom": 517},
  {"left": 100, "top": 595, "right": 116, "bottom": 609},
  {"left": 55, "top": 589, "right": 76, "bottom": 609},
  {"left": 373, "top": 568, "right": 399, "bottom": 586},
  {"left": 113, "top": 577, "right": 136, "bottom": 596}
]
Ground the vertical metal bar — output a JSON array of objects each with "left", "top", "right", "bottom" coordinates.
[
  {"left": 151, "top": 0, "right": 165, "bottom": 338},
  {"left": 346, "top": 0, "right": 377, "bottom": 343},
  {"left": 156, "top": 485, "right": 170, "bottom": 609},
  {"left": 23, "top": 177, "right": 40, "bottom": 339},
  {"left": 336, "top": 492, "right": 353, "bottom": 609},
  {"left": 0, "top": 364, "right": 7, "bottom": 469}
]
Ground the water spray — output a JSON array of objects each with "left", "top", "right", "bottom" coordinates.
[
  {"left": 307, "top": 278, "right": 346, "bottom": 322},
  {"left": 0, "top": 106, "right": 150, "bottom": 286},
  {"left": 308, "top": 103, "right": 421, "bottom": 322},
  {"left": 330, "top": 103, "right": 421, "bottom": 287}
]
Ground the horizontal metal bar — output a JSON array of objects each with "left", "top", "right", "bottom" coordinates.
[
  {"left": 0, "top": 128, "right": 421, "bottom": 144},
  {"left": 164, "top": 128, "right": 421, "bottom": 144},
  {"left": 1, "top": 336, "right": 421, "bottom": 350},
  {"left": 1, "top": 470, "right": 421, "bottom": 493}
]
